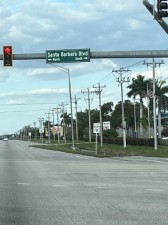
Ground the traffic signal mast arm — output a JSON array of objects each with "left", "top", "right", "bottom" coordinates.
[{"left": 2, "top": 49, "right": 168, "bottom": 63}]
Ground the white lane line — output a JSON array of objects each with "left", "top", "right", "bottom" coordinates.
[
  {"left": 30, "top": 147, "right": 89, "bottom": 159},
  {"left": 0, "top": 182, "right": 31, "bottom": 185},
  {"left": 12, "top": 142, "right": 35, "bottom": 159},
  {"left": 145, "top": 189, "right": 165, "bottom": 192},
  {"left": 96, "top": 186, "right": 114, "bottom": 189},
  {"left": 75, "top": 155, "right": 89, "bottom": 159},
  {"left": 17, "top": 183, "right": 31, "bottom": 185},
  {"left": 29, "top": 147, "right": 53, "bottom": 158},
  {"left": 53, "top": 184, "right": 68, "bottom": 187},
  {"left": 32, "top": 149, "right": 89, "bottom": 159},
  {"left": 147, "top": 159, "right": 168, "bottom": 164}
]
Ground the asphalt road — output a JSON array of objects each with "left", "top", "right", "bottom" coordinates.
[{"left": 0, "top": 140, "right": 168, "bottom": 225}]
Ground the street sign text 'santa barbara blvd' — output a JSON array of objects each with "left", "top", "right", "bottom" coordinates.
[{"left": 46, "top": 49, "right": 90, "bottom": 63}]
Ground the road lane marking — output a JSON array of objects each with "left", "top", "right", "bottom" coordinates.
[
  {"left": 145, "top": 189, "right": 165, "bottom": 192},
  {"left": 17, "top": 183, "right": 31, "bottom": 185},
  {"left": 96, "top": 186, "right": 115, "bottom": 189},
  {"left": 29, "top": 147, "right": 53, "bottom": 158},
  {"left": 147, "top": 160, "right": 168, "bottom": 164},
  {"left": 53, "top": 184, "right": 67, "bottom": 187},
  {"left": 75, "top": 155, "right": 89, "bottom": 159},
  {"left": 11, "top": 142, "right": 36, "bottom": 159}
]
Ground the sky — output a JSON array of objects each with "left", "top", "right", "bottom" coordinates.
[{"left": 0, "top": 0, "right": 168, "bottom": 135}]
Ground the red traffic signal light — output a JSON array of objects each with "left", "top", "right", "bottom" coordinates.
[
  {"left": 3, "top": 46, "right": 13, "bottom": 67},
  {"left": 157, "top": 0, "right": 168, "bottom": 20}
]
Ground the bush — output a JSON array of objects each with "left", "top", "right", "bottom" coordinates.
[
  {"left": 161, "top": 128, "right": 168, "bottom": 137},
  {"left": 103, "top": 129, "right": 118, "bottom": 138},
  {"left": 102, "top": 137, "right": 154, "bottom": 147}
]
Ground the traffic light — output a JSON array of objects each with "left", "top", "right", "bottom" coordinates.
[
  {"left": 3, "top": 46, "right": 13, "bottom": 66},
  {"left": 157, "top": 0, "right": 168, "bottom": 20}
]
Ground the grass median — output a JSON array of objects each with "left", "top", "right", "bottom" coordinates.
[{"left": 29, "top": 141, "right": 168, "bottom": 158}]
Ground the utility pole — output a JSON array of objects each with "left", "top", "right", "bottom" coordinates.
[
  {"left": 51, "top": 108, "right": 56, "bottom": 141},
  {"left": 33, "top": 122, "right": 37, "bottom": 140},
  {"left": 45, "top": 112, "right": 52, "bottom": 143},
  {"left": 144, "top": 59, "right": 164, "bottom": 150},
  {"left": 73, "top": 95, "right": 80, "bottom": 141},
  {"left": 38, "top": 118, "right": 44, "bottom": 144},
  {"left": 93, "top": 83, "right": 106, "bottom": 147},
  {"left": 113, "top": 68, "right": 130, "bottom": 149},
  {"left": 82, "top": 88, "right": 94, "bottom": 142},
  {"left": 59, "top": 102, "right": 68, "bottom": 143},
  {"left": 147, "top": 81, "right": 153, "bottom": 138},
  {"left": 54, "top": 107, "right": 61, "bottom": 144}
]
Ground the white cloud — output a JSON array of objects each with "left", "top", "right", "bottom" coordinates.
[
  {"left": 5, "top": 100, "right": 26, "bottom": 105},
  {"left": 0, "top": 88, "right": 67, "bottom": 98},
  {"left": 127, "top": 18, "right": 144, "bottom": 30}
]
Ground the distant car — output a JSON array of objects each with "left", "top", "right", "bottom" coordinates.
[{"left": 3, "top": 137, "right": 8, "bottom": 141}]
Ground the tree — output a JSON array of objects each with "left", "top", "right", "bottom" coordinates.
[
  {"left": 60, "top": 112, "right": 75, "bottom": 140},
  {"left": 101, "top": 102, "right": 113, "bottom": 121},
  {"left": 111, "top": 100, "right": 136, "bottom": 130},
  {"left": 127, "top": 75, "right": 148, "bottom": 137},
  {"left": 77, "top": 110, "right": 88, "bottom": 139},
  {"left": 111, "top": 99, "right": 148, "bottom": 137},
  {"left": 77, "top": 102, "right": 113, "bottom": 140},
  {"left": 60, "top": 112, "right": 71, "bottom": 126}
]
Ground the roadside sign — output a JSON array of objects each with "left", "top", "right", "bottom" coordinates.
[
  {"left": 93, "top": 123, "right": 100, "bottom": 134},
  {"left": 103, "top": 121, "right": 110, "bottom": 130},
  {"left": 46, "top": 48, "right": 90, "bottom": 63},
  {"left": 39, "top": 127, "right": 44, "bottom": 134}
]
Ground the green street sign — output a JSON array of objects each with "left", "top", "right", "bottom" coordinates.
[{"left": 46, "top": 48, "right": 90, "bottom": 63}]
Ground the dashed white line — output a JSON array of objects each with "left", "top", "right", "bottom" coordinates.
[
  {"left": 145, "top": 189, "right": 165, "bottom": 192},
  {"left": 17, "top": 183, "right": 31, "bottom": 185},
  {"left": 53, "top": 184, "right": 68, "bottom": 187}
]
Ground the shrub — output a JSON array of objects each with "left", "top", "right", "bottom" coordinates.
[
  {"left": 102, "top": 137, "right": 154, "bottom": 147},
  {"left": 103, "top": 129, "right": 118, "bottom": 138}
]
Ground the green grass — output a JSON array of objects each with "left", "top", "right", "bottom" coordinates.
[{"left": 29, "top": 141, "right": 168, "bottom": 158}]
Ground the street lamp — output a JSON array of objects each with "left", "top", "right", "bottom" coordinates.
[{"left": 50, "top": 65, "right": 75, "bottom": 150}]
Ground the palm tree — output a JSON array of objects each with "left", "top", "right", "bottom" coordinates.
[
  {"left": 155, "top": 80, "right": 168, "bottom": 138},
  {"left": 127, "top": 75, "right": 148, "bottom": 137}
]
